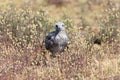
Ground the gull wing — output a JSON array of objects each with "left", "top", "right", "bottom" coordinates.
[{"left": 45, "top": 31, "right": 56, "bottom": 50}]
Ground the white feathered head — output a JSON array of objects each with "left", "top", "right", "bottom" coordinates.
[{"left": 55, "top": 22, "right": 65, "bottom": 32}]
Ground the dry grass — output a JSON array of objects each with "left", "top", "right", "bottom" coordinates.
[{"left": 0, "top": 0, "right": 120, "bottom": 80}]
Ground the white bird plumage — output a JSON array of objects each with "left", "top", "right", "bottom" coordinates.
[{"left": 45, "top": 22, "right": 70, "bottom": 57}]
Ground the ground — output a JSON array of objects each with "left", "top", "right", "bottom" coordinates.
[{"left": 0, "top": 0, "right": 120, "bottom": 80}]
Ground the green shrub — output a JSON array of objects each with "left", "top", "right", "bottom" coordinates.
[
  {"left": 98, "top": 7, "right": 120, "bottom": 43},
  {"left": 0, "top": 6, "right": 54, "bottom": 48}
]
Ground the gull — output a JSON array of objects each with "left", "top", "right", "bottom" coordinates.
[{"left": 45, "top": 22, "right": 70, "bottom": 57}]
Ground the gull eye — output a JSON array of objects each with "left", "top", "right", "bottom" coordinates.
[{"left": 62, "top": 24, "right": 64, "bottom": 27}]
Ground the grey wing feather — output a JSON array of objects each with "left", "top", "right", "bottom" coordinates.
[{"left": 45, "top": 31, "right": 56, "bottom": 50}]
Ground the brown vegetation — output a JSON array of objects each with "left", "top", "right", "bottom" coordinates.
[{"left": 0, "top": 0, "right": 120, "bottom": 80}]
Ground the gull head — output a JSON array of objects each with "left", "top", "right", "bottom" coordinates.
[{"left": 55, "top": 22, "right": 65, "bottom": 32}]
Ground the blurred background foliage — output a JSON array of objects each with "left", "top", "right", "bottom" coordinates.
[{"left": 0, "top": 0, "right": 120, "bottom": 80}]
